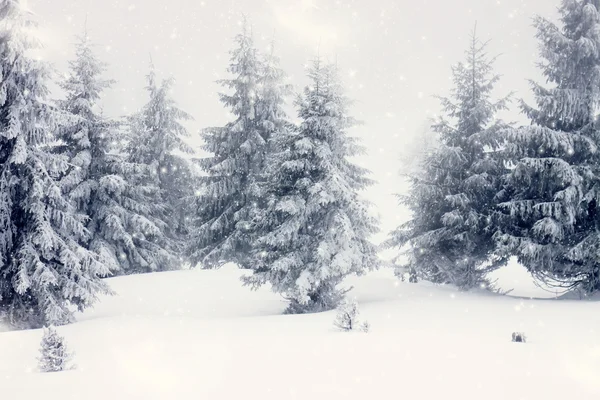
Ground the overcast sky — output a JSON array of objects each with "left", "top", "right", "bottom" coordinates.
[{"left": 28, "top": 0, "right": 560, "bottom": 242}]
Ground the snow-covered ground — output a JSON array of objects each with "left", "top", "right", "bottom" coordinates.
[{"left": 2, "top": 264, "right": 600, "bottom": 399}]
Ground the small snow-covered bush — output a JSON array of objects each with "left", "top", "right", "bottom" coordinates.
[
  {"left": 37, "top": 326, "right": 74, "bottom": 372},
  {"left": 333, "top": 299, "right": 370, "bottom": 332},
  {"left": 511, "top": 332, "right": 526, "bottom": 343},
  {"left": 360, "top": 320, "right": 370, "bottom": 333}
]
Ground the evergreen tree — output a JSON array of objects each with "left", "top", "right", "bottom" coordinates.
[
  {"left": 386, "top": 28, "right": 511, "bottom": 289},
  {"left": 0, "top": 0, "right": 110, "bottom": 328},
  {"left": 96, "top": 125, "right": 174, "bottom": 275},
  {"left": 56, "top": 30, "right": 118, "bottom": 272},
  {"left": 127, "top": 63, "right": 195, "bottom": 258},
  {"left": 189, "top": 21, "right": 274, "bottom": 269},
  {"left": 245, "top": 40, "right": 294, "bottom": 237},
  {"left": 57, "top": 33, "right": 173, "bottom": 275},
  {"left": 37, "top": 326, "right": 74, "bottom": 372},
  {"left": 242, "top": 59, "right": 379, "bottom": 314},
  {"left": 494, "top": 0, "right": 600, "bottom": 293}
]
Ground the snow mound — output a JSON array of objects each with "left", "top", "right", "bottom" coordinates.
[
  {"left": 78, "top": 263, "right": 287, "bottom": 322},
  {"left": 1, "top": 266, "right": 600, "bottom": 399}
]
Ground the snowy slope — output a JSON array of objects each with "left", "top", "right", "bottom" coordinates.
[{"left": 2, "top": 265, "right": 600, "bottom": 400}]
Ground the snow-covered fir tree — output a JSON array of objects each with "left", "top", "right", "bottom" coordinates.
[
  {"left": 494, "top": 0, "right": 600, "bottom": 293},
  {"left": 55, "top": 30, "right": 119, "bottom": 272},
  {"left": 37, "top": 326, "right": 74, "bottom": 372},
  {"left": 127, "top": 62, "right": 195, "bottom": 259},
  {"left": 57, "top": 33, "right": 174, "bottom": 275},
  {"left": 254, "top": 38, "right": 294, "bottom": 179},
  {"left": 189, "top": 21, "right": 285, "bottom": 269},
  {"left": 243, "top": 39, "right": 294, "bottom": 246},
  {"left": 387, "top": 28, "right": 511, "bottom": 289},
  {"left": 0, "top": 0, "right": 110, "bottom": 328},
  {"left": 242, "top": 58, "right": 379, "bottom": 314}
]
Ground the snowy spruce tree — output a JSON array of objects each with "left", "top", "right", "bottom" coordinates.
[
  {"left": 243, "top": 40, "right": 294, "bottom": 245},
  {"left": 387, "top": 28, "right": 511, "bottom": 289},
  {"left": 57, "top": 33, "right": 174, "bottom": 275},
  {"left": 127, "top": 63, "right": 195, "bottom": 258},
  {"left": 0, "top": 0, "right": 110, "bottom": 328},
  {"left": 55, "top": 30, "right": 120, "bottom": 272},
  {"left": 37, "top": 326, "right": 74, "bottom": 372},
  {"left": 242, "top": 59, "right": 379, "bottom": 314},
  {"left": 494, "top": 0, "right": 600, "bottom": 293},
  {"left": 189, "top": 21, "right": 288, "bottom": 269}
]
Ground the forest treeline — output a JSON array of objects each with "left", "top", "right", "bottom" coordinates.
[{"left": 0, "top": 0, "right": 599, "bottom": 329}]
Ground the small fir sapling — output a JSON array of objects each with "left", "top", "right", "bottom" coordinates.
[
  {"left": 333, "top": 299, "right": 370, "bottom": 332},
  {"left": 37, "top": 326, "right": 75, "bottom": 372}
]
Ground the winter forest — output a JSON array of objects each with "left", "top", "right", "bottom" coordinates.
[{"left": 3, "top": 0, "right": 600, "bottom": 398}]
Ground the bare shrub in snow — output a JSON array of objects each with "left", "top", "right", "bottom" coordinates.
[
  {"left": 38, "top": 326, "right": 75, "bottom": 372},
  {"left": 334, "top": 299, "right": 369, "bottom": 332}
]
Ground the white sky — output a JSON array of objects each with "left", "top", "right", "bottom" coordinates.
[{"left": 29, "top": 0, "right": 559, "bottom": 242}]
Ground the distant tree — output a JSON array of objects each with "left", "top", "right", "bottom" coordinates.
[
  {"left": 37, "top": 326, "right": 74, "bottom": 372},
  {"left": 189, "top": 21, "right": 290, "bottom": 269},
  {"left": 387, "top": 27, "right": 511, "bottom": 289},
  {"left": 398, "top": 119, "right": 440, "bottom": 177},
  {"left": 58, "top": 33, "right": 174, "bottom": 275},
  {"left": 127, "top": 62, "right": 195, "bottom": 261},
  {"left": 493, "top": 0, "right": 600, "bottom": 293},
  {"left": 56, "top": 30, "right": 120, "bottom": 273},
  {"left": 0, "top": 1, "right": 110, "bottom": 328},
  {"left": 242, "top": 58, "right": 380, "bottom": 314}
]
